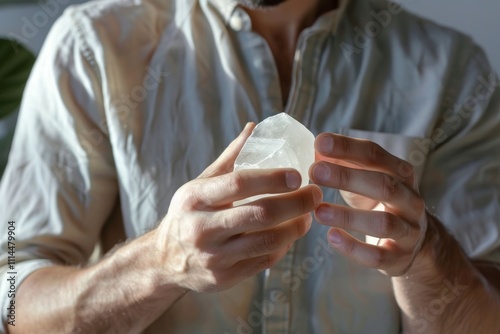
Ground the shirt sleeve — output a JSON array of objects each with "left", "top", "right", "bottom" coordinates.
[
  {"left": 0, "top": 9, "right": 118, "bottom": 331},
  {"left": 420, "top": 42, "right": 500, "bottom": 263}
]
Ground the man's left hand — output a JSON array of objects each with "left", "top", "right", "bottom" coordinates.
[{"left": 310, "top": 133, "right": 430, "bottom": 277}]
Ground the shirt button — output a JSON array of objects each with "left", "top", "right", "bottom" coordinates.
[
  {"left": 253, "top": 57, "right": 264, "bottom": 69},
  {"left": 294, "top": 49, "right": 301, "bottom": 62},
  {"left": 229, "top": 15, "right": 244, "bottom": 31}
]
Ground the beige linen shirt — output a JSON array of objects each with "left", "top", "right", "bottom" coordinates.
[{"left": 1, "top": 0, "right": 500, "bottom": 332}]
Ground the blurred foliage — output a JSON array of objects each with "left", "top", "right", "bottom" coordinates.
[
  {"left": 0, "top": 39, "right": 36, "bottom": 118},
  {"left": 0, "top": 38, "right": 36, "bottom": 178}
]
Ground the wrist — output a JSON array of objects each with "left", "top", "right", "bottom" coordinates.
[
  {"left": 400, "top": 211, "right": 477, "bottom": 285},
  {"left": 102, "top": 229, "right": 188, "bottom": 302}
]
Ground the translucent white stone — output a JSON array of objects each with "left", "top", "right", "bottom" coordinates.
[{"left": 234, "top": 113, "right": 315, "bottom": 205}]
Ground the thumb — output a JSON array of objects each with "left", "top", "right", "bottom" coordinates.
[{"left": 198, "top": 122, "right": 255, "bottom": 179}]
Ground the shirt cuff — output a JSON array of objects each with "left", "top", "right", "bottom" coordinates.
[{"left": 1, "top": 259, "right": 55, "bottom": 332}]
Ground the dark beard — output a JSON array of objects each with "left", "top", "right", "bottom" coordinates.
[{"left": 235, "top": 0, "right": 287, "bottom": 9}]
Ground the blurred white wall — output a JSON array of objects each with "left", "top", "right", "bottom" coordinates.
[
  {"left": 0, "top": 0, "right": 88, "bottom": 54},
  {"left": 1, "top": 0, "right": 499, "bottom": 73},
  {"left": 402, "top": 0, "right": 500, "bottom": 75}
]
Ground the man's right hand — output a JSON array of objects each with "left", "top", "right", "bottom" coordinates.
[
  {"left": 9, "top": 123, "right": 322, "bottom": 334},
  {"left": 154, "top": 123, "right": 323, "bottom": 293}
]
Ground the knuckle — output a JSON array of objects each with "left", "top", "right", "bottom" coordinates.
[
  {"left": 337, "top": 135, "right": 351, "bottom": 154},
  {"left": 190, "top": 220, "right": 215, "bottom": 242},
  {"left": 337, "top": 167, "right": 352, "bottom": 189},
  {"left": 253, "top": 201, "right": 275, "bottom": 225},
  {"left": 296, "top": 192, "right": 309, "bottom": 213},
  {"left": 229, "top": 172, "right": 247, "bottom": 195},
  {"left": 192, "top": 226, "right": 209, "bottom": 245},
  {"left": 177, "top": 182, "right": 205, "bottom": 210},
  {"left": 295, "top": 216, "right": 310, "bottom": 237},
  {"left": 412, "top": 197, "right": 426, "bottom": 213},
  {"left": 368, "top": 143, "right": 385, "bottom": 165},
  {"left": 262, "top": 232, "right": 280, "bottom": 252},
  {"left": 342, "top": 237, "right": 355, "bottom": 256},
  {"left": 246, "top": 232, "right": 281, "bottom": 258},
  {"left": 204, "top": 250, "right": 232, "bottom": 273},
  {"left": 380, "top": 175, "right": 399, "bottom": 201},
  {"left": 378, "top": 213, "right": 396, "bottom": 236},
  {"left": 371, "top": 248, "right": 386, "bottom": 268},
  {"left": 198, "top": 252, "right": 216, "bottom": 269},
  {"left": 339, "top": 209, "right": 351, "bottom": 229}
]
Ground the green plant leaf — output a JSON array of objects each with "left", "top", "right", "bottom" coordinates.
[{"left": 0, "top": 38, "right": 36, "bottom": 119}]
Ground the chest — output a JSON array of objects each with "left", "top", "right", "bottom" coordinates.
[{"left": 103, "top": 27, "right": 442, "bottom": 235}]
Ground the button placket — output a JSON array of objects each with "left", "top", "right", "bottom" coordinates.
[
  {"left": 261, "top": 245, "right": 296, "bottom": 334},
  {"left": 249, "top": 34, "right": 285, "bottom": 118},
  {"left": 260, "top": 32, "right": 331, "bottom": 334},
  {"left": 287, "top": 33, "right": 328, "bottom": 124}
]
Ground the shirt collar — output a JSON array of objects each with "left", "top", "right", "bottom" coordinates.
[
  {"left": 207, "top": 0, "right": 239, "bottom": 25},
  {"left": 207, "top": 0, "right": 350, "bottom": 34}
]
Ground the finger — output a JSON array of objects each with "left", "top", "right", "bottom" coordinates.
[
  {"left": 228, "top": 244, "right": 291, "bottom": 281},
  {"left": 211, "top": 184, "right": 322, "bottom": 236},
  {"left": 339, "top": 189, "right": 379, "bottom": 210},
  {"left": 311, "top": 162, "right": 425, "bottom": 223},
  {"left": 225, "top": 213, "right": 312, "bottom": 262},
  {"left": 315, "top": 204, "right": 418, "bottom": 247},
  {"left": 191, "top": 168, "right": 303, "bottom": 208},
  {"left": 315, "top": 133, "right": 416, "bottom": 187},
  {"left": 327, "top": 228, "right": 409, "bottom": 273},
  {"left": 314, "top": 157, "right": 379, "bottom": 210},
  {"left": 199, "top": 122, "right": 256, "bottom": 179},
  {"left": 315, "top": 151, "right": 362, "bottom": 170}
]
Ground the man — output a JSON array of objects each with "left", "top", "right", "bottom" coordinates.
[{"left": 1, "top": 0, "right": 499, "bottom": 332}]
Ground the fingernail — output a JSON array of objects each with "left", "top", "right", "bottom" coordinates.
[
  {"left": 285, "top": 171, "right": 301, "bottom": 189},
  {"left": 316, "top": 205, "right": 333, "bottom": 222},
  {"left": 318, "top": 136, "right": 333, "bottom": 154},
  {"left": 329, "top": 230, "right": 342, "bottom": 244},
  {"left": 312, "top": 187, "right": 323, "bottom": 205},
  {"left": 313, "top": 163, "right": 330, "bottom": 182}
]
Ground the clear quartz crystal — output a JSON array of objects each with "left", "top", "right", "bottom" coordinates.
[{"left": 233, "top": 113, "right": 315, "bottom": 206}]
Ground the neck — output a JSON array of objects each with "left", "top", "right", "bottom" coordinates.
[
  {"left": 241, "top": 0, "right": 339, "bottom": 107},
  {"left": 243, "top": 0, "right": 338, "bottom": 50}
]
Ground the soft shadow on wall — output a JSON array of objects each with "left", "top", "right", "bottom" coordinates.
[{"left": 402, "top": 0, "right": 500, "bottom": 75}]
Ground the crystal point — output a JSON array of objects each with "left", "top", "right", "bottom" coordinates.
[{"left": 234, "top": 113, "right": 315, "bottom": 205}]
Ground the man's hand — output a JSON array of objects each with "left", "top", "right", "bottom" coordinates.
[
  {"left": 10, "top": 124, "right": 322, "bottom": 334},
  {"left": 309, "top": 133, "right": 427, "bottom": 276},
  {"left": 154, "top": 123, "right": 323, "bottom": 292},
  {"left": 309, "top": 133, "right": 500, "bottom": 333}
]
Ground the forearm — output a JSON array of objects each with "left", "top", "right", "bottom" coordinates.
[
  {"left": 11, "top": 230, "right": 186, "bottom": 334},
  {"left": 393, "top": 216, "right": 500, "bottom": 334}
]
